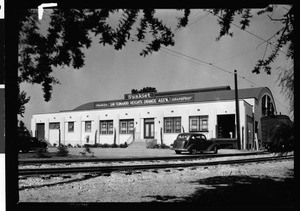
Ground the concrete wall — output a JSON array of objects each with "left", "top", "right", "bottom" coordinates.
[{"left": 31, "top": 99, "right": 255, "bottom": 148}]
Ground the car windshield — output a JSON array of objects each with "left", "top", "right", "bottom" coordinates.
[{"left": 177, "top": 134, "right": 190, "bottom": 140}]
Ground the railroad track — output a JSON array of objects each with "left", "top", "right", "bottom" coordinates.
[
  {"left": 19, "top": 151, "right": 267, "bottom": 165},
  {"left": 19, "top": 154, "right": 293, "bottom": 176}
]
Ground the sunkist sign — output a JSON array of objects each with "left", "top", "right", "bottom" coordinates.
[
  {"left": 124, "top": 92, "right": 155, "bottom": 100},
  {"left": 94, "top": 92, "right": 194, "bottom": 109}
]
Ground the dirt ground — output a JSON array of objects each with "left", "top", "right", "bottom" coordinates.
[{"left": 18, "top": 157, "right": 294, "bottom": 207}]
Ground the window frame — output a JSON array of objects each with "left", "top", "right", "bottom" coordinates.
[
  {"left": 68, "top": 122, "right": 74, "bottom": 133},
  {"left": 85, "top": 121, "right": 92, "bottom": 132},
  {"left": 189, "top": 116, "right": 209, "bottom": 132},
  {"left": 49, "top": 122, "right": 60, "bottom": 130},
  {"left": 100, "top": 120, "right": 114, "bottom": 135},
  {"left": 164, "top": 117, "right": 181, "bottom": 133},
  {"left": 119, "top": 119, "right": 134, "bottom": 134}
]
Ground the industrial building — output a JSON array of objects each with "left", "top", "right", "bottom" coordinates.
[{"left": 31, "top": 85, "right": 276, "bottom": 150}]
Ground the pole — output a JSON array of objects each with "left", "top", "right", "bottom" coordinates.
[{"left": 234, "top": 70, "right": 241, "bottom": 149}]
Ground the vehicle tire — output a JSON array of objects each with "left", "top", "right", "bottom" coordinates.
[
  {"left": 175, "top": 150, "right": 181, "bottom": 154},
  {"left": 189, "top": 148, "right": 197, "bottom": 155},
  {"left": 213, "top": 146, "right": 218, "bottom": 154}
]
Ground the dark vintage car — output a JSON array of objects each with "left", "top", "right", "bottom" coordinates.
[
  {"left": 18, "top": 131, "right": 48, "bottom": 153},
  {"left": 172, "top": 132, "right": 237, "bottom": 154}
]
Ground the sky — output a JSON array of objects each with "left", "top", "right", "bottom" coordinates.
[{"left": 19, "top": 6, "right": 293, "bottom": 130}]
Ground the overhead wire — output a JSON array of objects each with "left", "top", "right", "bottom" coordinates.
[{"left": 130, "top": 7, "right": 291, "bottom": 111}]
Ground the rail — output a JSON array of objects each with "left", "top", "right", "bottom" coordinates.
[
  {"left": 19, "top": 154, "right": 293, "bottom": 176},
  {"left": 18, "top": 151, "right": 269, "bottom": 165}
]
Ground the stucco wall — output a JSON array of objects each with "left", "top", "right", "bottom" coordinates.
[{"left": 31, "top": 99, "right": 254, "bottom": 148}]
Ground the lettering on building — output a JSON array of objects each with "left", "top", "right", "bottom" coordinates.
[
  {"left": 124, "top": 92, "right": 155, "bottom": 100},
  {"left": 94, "top": 94, "right": 194, "bottom": 109}
]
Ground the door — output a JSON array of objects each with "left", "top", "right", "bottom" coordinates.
[
  {"left": 144, "top": 118, "right": 155, "bottom": 139},
  {"left": 36, "top": 123, "right": 45, "bottom": 140},
  {"left": 217, "top": 114, "right": 235, "bottom": 138},
  {"left": 246, "top": 116, "right": 254, "bottom": 149}
]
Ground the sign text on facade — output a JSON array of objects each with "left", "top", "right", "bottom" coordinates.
[{"left": 94, "top": 94, "right": 194, "bottom": 109}]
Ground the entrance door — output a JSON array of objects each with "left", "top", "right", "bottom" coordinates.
[
  {"left": 217, "top": 114, "right": 235, "bottom": 138},
  {"left": 144, "top": 118, "right": 155, "bottom": 139},
  {"left": 246, "top": 116, "right": 254, "bottom": 149},
  {"left": 36, "top": 123, "right": 45, "bottom": 140}
]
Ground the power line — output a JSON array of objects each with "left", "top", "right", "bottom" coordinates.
[
  {"left": 131, "top": 38, "right": 289, "bottom": 110},
  {"left": 205, "top": 9, "right": 288, "bottom": 56},
  {"left": 175, "top": 11, "right": 210, "bottom": 33}
]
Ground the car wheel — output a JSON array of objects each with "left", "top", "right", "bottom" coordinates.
[
  {"left": 175, "top": 150, "right": 181, "bottom": 154},
  {"left": 213, "top": 146, "right": 218, "bottom": 154},
  {"left": 189, "top": 148, "right": 197, "bottom": 155}
]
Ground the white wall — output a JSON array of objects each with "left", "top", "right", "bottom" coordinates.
[{"left": 32, "top": 99, "right": 252, "bottom": 147}]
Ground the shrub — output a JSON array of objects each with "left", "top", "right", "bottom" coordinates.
[
  {"left": 57, "top": 144, "right": 69, "bottom": 157},
  {"left": 119, "top": 142, "right": 128, "bottom": 148},
  {"left": 36, "top": 148, "right": 52, "bottom": 158},
  {"left": 160, "top": 143, "right": 170, "bottom": 149},
  {"left": 67, "top": 143, "right": 73, "bottom": 148},
  {"left": 111, "top": 143, "right": 118, "bottom": 148},
  {"left": 102, "top": 143, "right": 110, "bottom": 148},
  {"left": 153, "top": 144, "right": 170, "bottom": 149},
  {"left": 267, "top": 122, "right": 294, "bottom": 153},
  {"left": 92, "top": 143, "right": 102, "bottom": 148}
]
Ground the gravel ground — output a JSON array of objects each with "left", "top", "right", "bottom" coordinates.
[{"left": 19, "top": 158, "right": 294, "bottom": 206}]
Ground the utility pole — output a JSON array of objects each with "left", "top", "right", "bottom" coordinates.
[{"left": 234, "top": 70, "right": 241, "bottom": 149}]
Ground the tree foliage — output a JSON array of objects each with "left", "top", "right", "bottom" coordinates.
[
  {"left": 18, "top": 6, "right": 294, "bottom": 116},
  {"left": 18, "top": 9, "right": 188, "bottom": 105},
  {"left": 209, "top": 5, "right": 294, "bottom": 115},
  {"left": 131, "top": 86, "right": 157, "bottom": 94}
]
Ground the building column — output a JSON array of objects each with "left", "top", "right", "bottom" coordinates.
[
  {"left": 135, "top": 113, "right": 141, "bottom": 140},
  {"left": 78, "top": 116, "right": 82, "bottom": 146},
  {"left": 140, "top": 118, "right": 144, "bottom": 140},
  {"left": 45, "top": 118, "right": 49, "bottom": 142},
  {"left": 113, "top": 114, "right": 119, "bottom": 145},
  {"left": 94, "top": 115, "right": 100, "bottom": 144},
  {"left": 181, "top": 115, "right": 189, "bottom": 133},
  {"left": 31, "top": 118, "right": 36, "bottom": 137},
  {"left": 60, "top": 117, "right": 65, "bottom": 145}
]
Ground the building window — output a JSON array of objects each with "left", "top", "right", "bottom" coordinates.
[
  {"left": 68, "top": 122, "right": 74, "bottom": 132},
  {"left": 85, "top": 121, "right": 92, "bottom": 132},
  {"left": 120, "top": 119, "right": 134, "bottom": 134},
  {"left": 100, "top": 120, "right": 113, "bottom": 134},
  {"left": 164, "top": 117, "right": 181, "bottom": 133},
  {"left": 49, "top": 122, "right": 60, "bottom": 130},
  {"left": 189, "top": 116, "right": 209, "bottom": 132},
  {"left": 262, "top": 95, "right": 275, "bottom": 117}
]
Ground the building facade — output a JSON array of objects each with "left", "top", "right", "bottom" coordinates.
[{"left": 31, "top": 85, "right": 276, "bottom": 150}]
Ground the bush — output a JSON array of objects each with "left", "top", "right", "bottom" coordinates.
[
  {"left": 102, "top": 143, "right": 110, "bottom": 148},
  {"left": 111, "top": 143, "right": 119, "bottom": 148},
  {"left": 153, "top": 144, "right": 170, "bottom": 149},
  {"left": 36, "top": 148, "right": 52, "bottom": 158},
  {"left": 119, "top": 142, "right": 128, "bottom": 148},
  {"left": 57, "top": 144, "right": 69, "bottom": 157},
  {"left": 92, "top": 143, "right": 102, "bottom": 148},
  {"left": 267, "top": 122, "right": 294, "bottom": 153},
  {"left": 67, "top": 143, "right": 73, "bottom": 148}
]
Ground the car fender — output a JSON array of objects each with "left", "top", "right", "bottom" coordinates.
[
  {"left": 186, "top": 144, "right": 197, "bottom": 151},
  {"left": 207, "top": 143, "right": 219, "bottom": 151}
]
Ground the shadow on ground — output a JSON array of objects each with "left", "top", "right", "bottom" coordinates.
[{"left": 146, "top": 170, "right": 295, "bottom": 207}]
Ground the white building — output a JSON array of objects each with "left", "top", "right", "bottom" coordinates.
[{"left": 31, "top": 85, "right": 276, "bottom": 150}]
